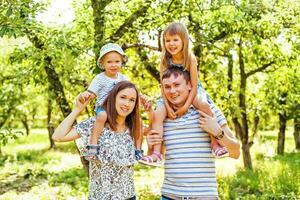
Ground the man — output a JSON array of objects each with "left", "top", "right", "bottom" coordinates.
[{"left": 148, "top": 67, "right": 240, "bottom": 200}]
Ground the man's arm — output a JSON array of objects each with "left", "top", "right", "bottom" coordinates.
[{"left": 199, "top": 110, "right": 240, "bottom": 159}]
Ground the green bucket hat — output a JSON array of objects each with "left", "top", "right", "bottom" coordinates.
[{"left": 97, "top": 43, "right": 128, "bottom": 69}]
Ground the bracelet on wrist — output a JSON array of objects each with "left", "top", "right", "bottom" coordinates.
[{"left": 214, "top": 130, "right": 224, "bottom": 140}]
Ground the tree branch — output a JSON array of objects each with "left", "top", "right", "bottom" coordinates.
[
  {"left": 246, "top": 61, "right": 275, "bottom": 78},
  {"left": 109, "top": 0, "right": 152, "bottom": 41},
  {"left": 122, "top": 43, "right": 159, "bottom": 51}
]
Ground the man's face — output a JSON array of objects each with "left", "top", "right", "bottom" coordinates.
[{"left": 162, "top": 74, "right": 191, "bottom": 108}]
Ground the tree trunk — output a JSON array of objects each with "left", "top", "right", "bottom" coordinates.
[
  {"left": 294, "top": 117, "right": 300, "bottom": 150},
  {"left": 238, "top": 40, "right": 252, "bottom": 169},
  {"left": 91, "top": 0, "right": 109, "bottom": 63},
  {"left": 277, "top": 113, "right": 287, "bottom": 155},
  {"left": 227, "top": 54, "right": 233, "bottom": 91},
  {"left": 21, "top": 116, "right": 30, "bottom": 135},
  {"left": 242, "top": 142, "right": 252, "bottom": 169},
  {"left": 24, "top": 30, "right": 89, "bottom": 174},
  {"left": 47, "top": 96, "right": 55, "bottom": 149},
  {"left": 252, "top": 115, "right": 259, "bottom": 137},
  {"left": 232, "top": 118, "right": 242, "bottom": 140}
]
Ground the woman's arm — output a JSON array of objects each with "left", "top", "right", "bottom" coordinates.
[{"left": 52, "top": 94, "right": 90, "bottom": 142}]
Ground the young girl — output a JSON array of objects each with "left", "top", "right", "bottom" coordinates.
[
  {"left": 80, "top": 43, "right": 143, "bottom": 160},
  {"left": 52, "top": 81, "right": 142, "bottom": 199},
  {"left": 140, "top": 22, "right": 228, "bottom": 166}
]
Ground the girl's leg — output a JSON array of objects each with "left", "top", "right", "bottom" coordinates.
[
  {"left": 193, "top": 95, "right": 228, "bottom": 158},
  {"left": 140, "top": 105, "right": 166, "bottom": 166},
  {"left": 192, "top": 95, "right": 213, "bottom": 116},
  {"left": 210, "top": 136, "right": 228, "bottom": 158}
]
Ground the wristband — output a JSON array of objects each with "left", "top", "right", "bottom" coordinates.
[{"left": 214, "top": 130, "right": 224, "bottom": 140}]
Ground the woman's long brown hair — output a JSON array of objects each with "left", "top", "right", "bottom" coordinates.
[{"left": 102, "top": 81, "right": 141, "bottom": 145}]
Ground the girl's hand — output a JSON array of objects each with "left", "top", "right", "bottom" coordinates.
[
  {"left": 166, "top": 106, "right": 176, "bottom": 119},
  {"left": 175, "top": 105, "right": 189, "bottom": 117}
]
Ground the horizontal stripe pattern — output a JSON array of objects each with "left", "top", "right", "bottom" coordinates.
[
  {"left": 162, "top": 106, "right": 226, "bottom": 198},
  {"left": 88, "top": 72, "right": 127, "bottom": 110}
]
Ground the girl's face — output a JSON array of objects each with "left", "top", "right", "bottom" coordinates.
[
  {"left": 115, "top": 87, "right": 137, "bottom": 118},
  {"left": 164, "top": 33, "right": 183, "bottom": 57},
  {"left": 101, "top": 51, "right": 123, "bottom": 78}
]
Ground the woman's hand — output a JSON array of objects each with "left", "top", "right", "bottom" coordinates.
[
  {"left": 198, "top": 110, "right": 222, "bottom": 137},
  {"left": 139, "top": 94, "right": 152, "bottom": 112},
  {"left": 75, "top": 93, "right": 91, "bottom": 112}
]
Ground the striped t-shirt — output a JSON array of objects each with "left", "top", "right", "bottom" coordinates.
[
  {"left": 162, "top": 104, "right": 227, "bottom": 198},
  {"left": 88, "top": 72, "right": 127, "bottom": 110}
]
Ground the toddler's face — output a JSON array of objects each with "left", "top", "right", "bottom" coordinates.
[{"left": 101, "top": 51, "right": 123, "bottom": 78}]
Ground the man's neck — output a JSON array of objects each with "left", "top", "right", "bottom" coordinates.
[{"left": 171, "top": 104, "right": 183, "bottom": 112}]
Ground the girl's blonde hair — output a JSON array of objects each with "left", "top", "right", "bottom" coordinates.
[{"left": 160, "top": 22, "right": 194, "bottom": 78}]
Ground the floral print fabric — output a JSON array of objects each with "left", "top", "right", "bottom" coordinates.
[{"left": 75, "top": 117, "right": 136, "bottom": 200}]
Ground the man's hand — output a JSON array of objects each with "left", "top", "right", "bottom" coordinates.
[
  {"left": 146, "top": 130, "right": 163, "bottom": 147},
  {"left": 198, "top": 110, "right": 222, "bottom": 137}
]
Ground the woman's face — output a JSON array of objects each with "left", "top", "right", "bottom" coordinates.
[{"left": 115, "top": 87, "right": 137, "bottom": 118}]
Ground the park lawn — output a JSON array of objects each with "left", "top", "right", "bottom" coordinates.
[{"left": 0, "top": 128, "right": 299, "bottom": 200}]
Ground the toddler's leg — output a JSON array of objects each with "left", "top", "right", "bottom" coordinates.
[
  {"left": 139, "top": 105, "right": 165, "bottom": 167},
  {"left": 86, "top": 111, "right": 107, "bottom": 159},
  {"left": 90, "top": 111, "right": 107, "bottom": 144},
  {"left": 135, "top": 117, "right": 144, "bottom": 160}
]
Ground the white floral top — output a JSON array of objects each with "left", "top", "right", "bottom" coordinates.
[{"left": 75, "top": 117, "right": 136, "bottom": 200}]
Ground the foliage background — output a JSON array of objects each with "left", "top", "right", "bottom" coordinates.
[{"left": 0, "top": 0, "right": 299, "bottom": 199}]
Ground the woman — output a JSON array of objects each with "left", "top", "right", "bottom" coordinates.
[{"left": 52, "top": 81, "right": 141, "bottom": 200}]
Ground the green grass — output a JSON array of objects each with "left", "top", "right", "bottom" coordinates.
[{"left": 0, "top": 128, "right": 299, "bottom": 199}]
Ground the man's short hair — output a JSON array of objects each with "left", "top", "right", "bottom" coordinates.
[{"left": 161, "top": 67, "right": 190, "bottom": 83}]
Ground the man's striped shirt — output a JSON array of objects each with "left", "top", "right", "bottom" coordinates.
[{"left": 162, "top": 104, "right": 227, "bottom": 198}]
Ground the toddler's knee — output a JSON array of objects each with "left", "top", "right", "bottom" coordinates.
[{"left": 96, "top": 112, "right": 107, "bottom": 122}]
